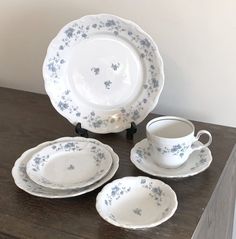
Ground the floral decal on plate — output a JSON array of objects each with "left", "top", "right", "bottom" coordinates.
[
  {"left": 27, "top": 139, "right": 112, "bottom": 189},
  {"left": 96, "top": 177, "right": 177, "bottom": 229},
  {"left": 12, "top": 137, "right": 120, "bottom": 198},
  {"left": 133, "top": 208, "right": 142, "bottom": 216},
  {"left": 30, "top": 141, "right": 82, "bottom": 172},
  {"left": 135, "top": 143, "right": 152, "bottom": 163},
  {"left": 43, "top": 14, "right": 164, "bottom": 133},
  {"left": 190, "top": 149, "right": 208, "bottom": 171},
  {"left": 91, "top": 67, "right": 100, "bottom": 75},
  {"left": 103, "top": 178, "right": 165, "bottom": 208}
]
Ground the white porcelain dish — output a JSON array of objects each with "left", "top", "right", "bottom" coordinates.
[
  {"left": 26, "top": 139, "right": 112, "bottom": 189},
  {"left": 96, "top": 176, "right": 177, "bottom": 229},
  {"left": 43, "top": 14, "right": 164, "bottom": 133},
  {"left": 130, "top": 139, "right": 212, "bottom": 178},
  {"left": 11, "top": 137, "right": 119, "bottom": 198}
]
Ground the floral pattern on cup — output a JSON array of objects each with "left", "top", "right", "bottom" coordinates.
[{"left": 156, "top": 143, "right": 190, "bottom": 158}]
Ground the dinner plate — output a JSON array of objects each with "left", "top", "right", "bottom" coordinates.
[
  {"left": 26, "top": 139, "right": 112, "bottom": 189},
  {"left": 96, "top": 176, "right": 177, "bottom": 229},
  {"left": 11, "top": 137, "right": 119, "bottom": 198},
  {"left": 130, "top": 139, "right": 212, "bottom": 178},
  {"left": 43, "top": 14, "right": 164, "bottom": 133}
]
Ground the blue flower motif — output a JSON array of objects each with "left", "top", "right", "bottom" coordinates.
[
  {"left": 136, "top": 149, "right": 143, "bottom": 158},
  {"left": 58, "top": 101, "right": 69, "bottom": 111},
  {"left": 131, "top": 110, "right": 140, "bottom": 121},
  {"left": 141, "top": 179, "right": 146, "bottom": 184},
  {"left": 65, "top": 27, "right": 75, "bottom": 38},
  {"left": 133, "top": 208, "right": 142, "bottom": 216},
  {"left": 111, "top": 63, "right": 120, "bottom": 71},
  {"left": 48, "top": 63, "right": 56, "bottom": 72},
  {"left": 64, "top": 142, "right": 74, "bottom": 149},
  {"left": 111, "top": 186, "right": 120, "bottom": 196},
  {"left": 93, "top": 120, "right": 103, "bottom": 128},
  {"left": 140, "top": 53, "right": 145, "bottom": 58},
  {"left": 34, "top": 157, "right": 41, "bottom": 165},
  {"left": 106, "top": 20, "right": 116, "bottom": 27},
  {"left": 152, "top": 187, "right": 162, "bottom": 196},
  {"left": 104, "top": 80, "right": 112, "bottom": 89},
  {"left": 91, "top": 67, "right": 100, "bottom": 75},
  {"left": 97, "top": 152, "right": 105, "bottom": 159},
  {"left": 151, "top": 78, "right": 159, "bottom": 88},
  {"left": 140, "top": 38, "right": 151, "bottom": 48},
  {"left": 65, "top": 90, "right": 70, "bottom": 95}
]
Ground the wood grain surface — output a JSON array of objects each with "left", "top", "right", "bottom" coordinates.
[{"left": 0, "top": 87, "right": 236, "bottom": 239}]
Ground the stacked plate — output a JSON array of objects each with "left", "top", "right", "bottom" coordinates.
[{"left": 12, "top": 137, "right": 119, "bottom": 198}]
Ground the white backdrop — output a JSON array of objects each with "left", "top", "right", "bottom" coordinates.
[{"left": 0, "top": 0, "right": 236, "bottom": 127}]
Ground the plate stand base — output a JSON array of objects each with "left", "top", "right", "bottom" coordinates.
[
  {"left": 75, "top": 123, "right": 89, "bottom": 138},
  {"left": 75, "top": 122, "right": 137, "bottom": 139},
  {"left": 126, "top": 122, "right": 137, "bottom": 140}
]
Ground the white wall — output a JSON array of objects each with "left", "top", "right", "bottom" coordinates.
[{"left": 0, "top": 0, "right": 236, "bottom": 127}]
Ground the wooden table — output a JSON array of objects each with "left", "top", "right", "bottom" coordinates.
[{"left": 1, "top": 87, "right": 236, "bottom": 239}]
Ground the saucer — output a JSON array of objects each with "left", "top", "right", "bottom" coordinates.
[
  {"left": 26, "top": 139, "right": 112, "bottom": 189},
  {"left": 12, "top": 137, "right": 119, "bottom": 198},
  {"left": 96, "top": 176, "right": 177, "bottom": 229},
  {"left": 130, "top": 139, "right": 212, "bottom": 178}
]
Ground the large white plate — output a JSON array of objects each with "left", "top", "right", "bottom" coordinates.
[
  {"left": 96, "top": 176, "right": 177, "bottom": 229},
  {"left": 43, "top": 14, "right": 164, "bottom": 133},
  {"left": 26, "top": 139, "right": 112, "bottom": 189},
  {"left": 11, "top": 137, "right": 119, "bottom": 198}
]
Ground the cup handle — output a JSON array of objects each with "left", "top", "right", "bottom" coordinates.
[{"left": 191, "top": 130, "right": 212, "bottom": 152}]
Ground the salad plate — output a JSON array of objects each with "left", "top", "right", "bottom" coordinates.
[
  {"left": 96, "top": 176, "right": 177, "bottom": 229},
  {"left": 130, "top": 139, "right": 212, "bottom": 178},
  {"left": 11, "top": 137, "right": 119, "bottom": 198},
  {"left": 43, "top": 14, "right": 164, "bottom": 133},
  {"left": 26, "top": 139, "right": 112, "bottom": 189}
]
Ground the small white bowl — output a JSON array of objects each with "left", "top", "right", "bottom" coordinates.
[{"left": 96, "top": 176, "right": 177, "bottom": 229}]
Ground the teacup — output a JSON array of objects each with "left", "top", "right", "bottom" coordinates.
[{"left": 146, "top": 116, "right": 212, "bottom": 168}]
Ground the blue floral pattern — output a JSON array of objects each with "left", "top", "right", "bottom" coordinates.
[
  {"left": 190, "top": 149, "right": 208, "bottom": 170},
  {"left": 43, "top": 14, "right": 164, "bottom": 133},
  {"left": 156, "top": 143, "right": 190, "bottom": 158},
  {"left": 27, "top": 139, "right": 112, "bottom": 189},
  {"left": 131, "top": 139, "right": 212, "bottom": 178},
  {"left": 103, "top": 177, "right": 165, "bottom": 208},
  {"left": 96, "top": 177, "right": 178, "bottom": 228}
]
